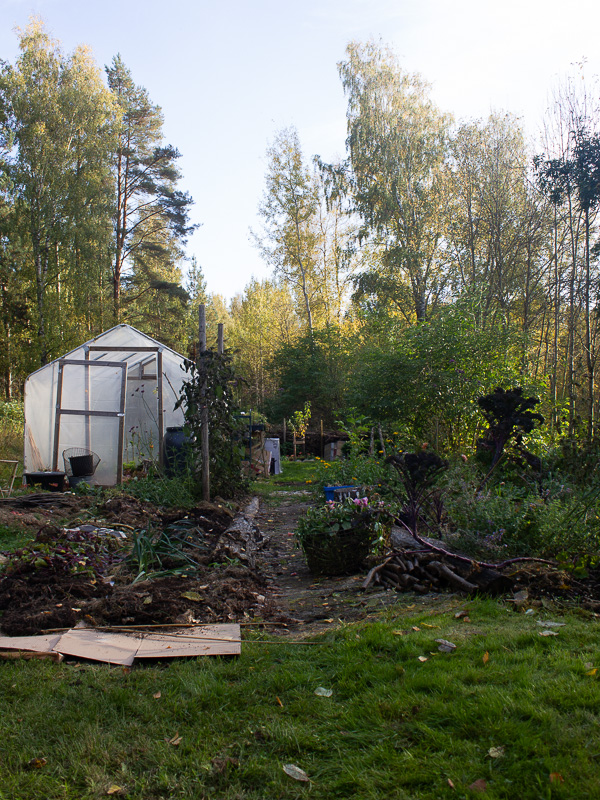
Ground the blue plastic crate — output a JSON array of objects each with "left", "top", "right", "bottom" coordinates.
[{"left": 324, "top": 485, "right": 358, "bottom": 502}]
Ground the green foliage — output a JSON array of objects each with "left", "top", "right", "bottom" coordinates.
[
  {"left": 348, "top": 306, "right": 528, "bottom": 451},
  {"left": 287, "top": 401, "right": 311, "bottom": 438},
  {"left": 264, "top": 325, "right": 351, "bottom": 425},
  {"left": 120, "top": 473, "right": 196, "bottom": 508},
  {"left": 477, "top": 387, "right": 545, "bottom": 470},
  {"left": 177, "top": 349, "right": 248, "bottom": 499}
]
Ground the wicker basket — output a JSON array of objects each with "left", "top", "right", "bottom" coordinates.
[{"left": 301, "top": 527, "right": 377, "bottom": 576}]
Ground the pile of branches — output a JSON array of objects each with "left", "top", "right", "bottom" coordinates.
[{"left": 363, "top": 547, "right": 512, "bottom": 595}]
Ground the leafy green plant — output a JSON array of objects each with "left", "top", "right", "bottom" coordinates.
[
  {"left": 296, "top": 495, "right": 393, "bottom": 574},
  {"left": 177, "top": 349, "right": 248, "bottom": 499},
  {"left": 128, "top": 526, "right": 202, "bottom": 583}
]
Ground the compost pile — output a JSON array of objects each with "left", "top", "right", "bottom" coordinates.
[{"left": 0, "top": 495, "right": 283, "bottom": 637}]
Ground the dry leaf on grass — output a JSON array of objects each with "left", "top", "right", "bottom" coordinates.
[
  {"left": 276, "top": 696, "right": 284, "bottom": 707},
  {"left": 25, "top": 757, "right": 47, "bottom": 769},
  {"left": 314, "top": 687, "right": 332, "bottom": 697},
  {"left": 549, "top": 773, "right": 565, "bottom": 784},
  {"left": 454, "top": 610, "right": 469, "bottom": 619},
  {"left": 538, "top": 630, "right": 559, "bottom": 637},
  {"left": 106, "top": 786, "right": 125, "bottom": 796},
  {"left": 468, "top": 778, "right": 487, "bottom": 792},
  {"left": 488, "top": 746, "right": 505, "bottom": 759},
  {"left": 482, "top": 651, "right": 489, "bottom": 665},
  {"left": 165, "top": 733, "right": 182, "bottom": 746},
  {"left": 153, "top": 691, "right": 161, "bottom": 699},
  {"left": 283, "top": 763, "right": 310, "bottom": 782},
  {"left": 586, "top": 668, "right": 598, "bottom": 676},
  {"left": 418, "top": 656, "right": 428, "bottom": 662}
]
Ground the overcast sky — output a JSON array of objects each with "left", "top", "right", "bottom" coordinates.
[{"left": 1, "top": 0, "right": 599, "bottom": 300}]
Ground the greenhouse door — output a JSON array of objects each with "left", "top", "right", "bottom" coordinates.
[{"left": 51, "top": 358, "right": 127, "bottom": 485}]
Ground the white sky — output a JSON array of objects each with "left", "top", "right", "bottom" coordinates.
[{"left": 1, "top": 0, "right": 599, "bottom": 300}]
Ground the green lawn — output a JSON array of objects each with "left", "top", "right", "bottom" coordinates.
[{"left": 0, "top": 599, "right": 598, "bottom": 799}]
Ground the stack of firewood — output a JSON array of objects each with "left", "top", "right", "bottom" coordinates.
[{"left": 363, "top": 548, "right": 511, "bottom": 595}]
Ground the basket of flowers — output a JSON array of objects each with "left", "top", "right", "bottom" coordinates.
[{"left": 296, "top": 496, "right": 392, "bottom": 576}]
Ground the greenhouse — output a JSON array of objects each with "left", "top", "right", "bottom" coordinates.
[{"left": 23, "top": 325, "right": 188, "bottom": 486}]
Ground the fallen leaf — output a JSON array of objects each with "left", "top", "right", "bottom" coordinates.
[
  {"left": 166, "top": 733, "right": 182, "bottom": 746},
  {"left": 513, "top": 589, "right": 528, "bottom": 605},
  {"left": 181, "top": 591, "right": 203, "bottom": 602},
  {"left": 488, "top": 746, "right": 505, "bottom": 759},
  {"left": 211, "top": 756, "right": 239, "bottom": 773},
  {"left": 26, "top": 757, "right": 47, "bottom": 769},
  {"left": 153, "top": 691, "right": 161, "bottom": 699},
  {"left": 418, "top": 656, "right": 428, "bottom": 662},
  {"left": 435, "top": 639, "right": 457, "bottom": 653},
  {"left": 422, "top": 623, "right": 439, "bottom": 628},
  {"left": 283, "top": 763, "right": 310, "bottom": 782},
  {"left": 106, "top": 786, "right": 125, "bottom": 796},
  {"left": 392, "top": 629, "right": 410, "bottom": 636},
  {"left": 447, "top": 777, "right": 456, "bottom": 789},
  {"left": 549, "top": 773, "right": 564, "bottom": 784},
  {"left": 584, "top": 662, "right": 594, "bottom": 670},
  {"left": 586, "top": 668, "right": 597, "bottom": 676},
  {"left": 454, "top": 610, "right": 469, "bottom": 619},
  {"left": 483, "top": 651, "right": 489, "bottom": 665},
  {"left": 538, "top": 630, "right": 559, "bottom": 637},
  {"left": 524, "top": 608, "right": 535, "bottom": 615},
  {"left": 412, "top": 626, "right": 420, "bottom": 631},
  {"left": 537, "top": 620, "right": 565, "bottom": 628},
  {"left": 276, "top": 696, "right": 284, "bottom": 707},
  {"left": 314, "top": 687, "right": 333, "bottom": 697},
  {"left": 468, "top": 778, "right": 487, "bottom": 792},
  {"left": 143, "top": 596, "right": 153, "bottom": 605}
]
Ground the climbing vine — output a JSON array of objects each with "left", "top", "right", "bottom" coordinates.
[{"left": 177, "top": 349, "right": 248, "bottom": 498}]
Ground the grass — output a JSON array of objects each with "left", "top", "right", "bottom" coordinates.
[
  {"left": 252, "top": 458, "right": 319, "bottom": 504},
  {"left": 0, "top": 599, "right": 599, "bottom": 798}
]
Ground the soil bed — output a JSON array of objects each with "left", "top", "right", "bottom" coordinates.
[{"left": 2, "top": 486, "right": 600, "bottom": 639}]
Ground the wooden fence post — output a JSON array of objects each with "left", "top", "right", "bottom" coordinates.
[{"left": 199, "top": 304, "right": 210, "bottom": 502}]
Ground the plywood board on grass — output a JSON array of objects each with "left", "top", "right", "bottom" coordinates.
[{"left": 135, "top": 624, "right": 241, "bottom": 659}]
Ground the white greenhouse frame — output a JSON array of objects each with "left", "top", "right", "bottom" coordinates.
[{"left": 23, "top": 324, "right": 188, "bottom": 486}]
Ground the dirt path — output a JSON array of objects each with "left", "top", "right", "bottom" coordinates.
[{"left": 254, "top": 484, "right": 406, "bottom": 630}]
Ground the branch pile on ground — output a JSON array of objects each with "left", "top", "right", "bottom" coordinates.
[
  {"left": 210, "top": 497, "right": 269, "bottom": 569},
  {"left": 364, "top": 548, "right": 512, "bottom": 595}
]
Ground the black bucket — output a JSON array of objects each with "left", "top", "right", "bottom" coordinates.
[
  {"left": 163, "top": 427, "right": 192, "bottom": 477},
  {"left": 69, "top": 454, "right": 94, "bottom": 477}
]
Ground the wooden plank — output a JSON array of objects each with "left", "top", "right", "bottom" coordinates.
[
  {"left": 135, "top": 624, "right": 241, "bottom": 659},
  {"left": 52, "top": 362, "right": 65, "bottom": 471},
  {"left": 57, "top": 409, "right": 124, "bottom": 418},
  {"left": 53, "top": 629, "right": 141, "bottom": 666},
  {"left": 0, "top": 633, "right": 62, "bottom": 653},
  {"left": 157, "top": 350, "right": 164, "bottom": 469}
]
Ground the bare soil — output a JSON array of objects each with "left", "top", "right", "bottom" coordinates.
[{"left": 2, "top": 485, "right": 600, "bottom": 639}]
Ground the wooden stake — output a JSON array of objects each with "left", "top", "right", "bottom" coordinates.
[{"left": 199, "top": 304, "right": 210, "bottom": 502}]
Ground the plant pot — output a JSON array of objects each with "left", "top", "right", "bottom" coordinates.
[{"left": 301, "top": 527, "right": 376, "bottom": 576}]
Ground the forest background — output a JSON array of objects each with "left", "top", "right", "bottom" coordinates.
[{"left": 2, "top": 21, "right": 600, "bottom": 457}]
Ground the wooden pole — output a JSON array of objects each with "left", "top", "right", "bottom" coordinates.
[
  {"left": 199, "top": 304, "right": 210, "bottom": 501},
  {"left": 320, "top": 418, "right": 324, "bottom": 459},
  {"left": 217, "top": 323, "right": 224, "bottom": 355}
]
